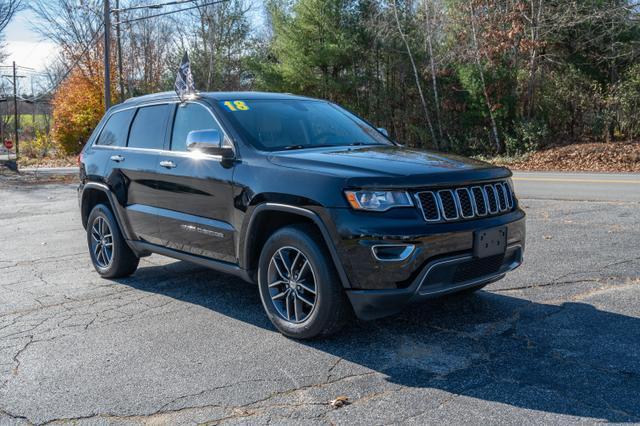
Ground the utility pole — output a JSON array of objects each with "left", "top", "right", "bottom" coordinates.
[
  {"left": 104, "top": 0, "right": 111, "bottom": 111},
  {"left": 12, "top": 61, "right": 19, "bottom": 159},
  {"left": 115, "top": 0, "right": 125, "bottom": 102},
  {"left": 30, "top": 77, "right": 35, "bottom": 130}
]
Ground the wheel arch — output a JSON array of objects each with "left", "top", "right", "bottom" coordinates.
[
  {"left": 241, "top": 203, "right": 352, "bottom": 289},
  {"left": 80, "top": 182, "right": 136, "bottom": 242}
]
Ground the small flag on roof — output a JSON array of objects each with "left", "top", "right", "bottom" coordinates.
[{"left": 175, "top": 51, "right": 196, "bottom": 101}]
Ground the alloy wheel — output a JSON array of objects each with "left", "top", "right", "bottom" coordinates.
[
  {"left": 90, "top": 216, "right": 113, "bottom": 269},
  {"left": 267, "top": 246, "right": 317, "bottom": 323}
]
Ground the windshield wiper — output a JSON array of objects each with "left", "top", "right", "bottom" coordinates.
[{"left": 281, "top": 144, "right": 340, "bottom": 151}]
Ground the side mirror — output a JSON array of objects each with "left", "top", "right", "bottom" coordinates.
[
  {"left": 186, "top": 129, "right": 233, "bottom": 158},
  {"left": 377, "top": 127, "right": 389, "bottom": 137}
]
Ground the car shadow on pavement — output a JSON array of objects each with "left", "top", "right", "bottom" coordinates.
[{"left": 119, "top": 260, "right": 640, "bottom": 422}]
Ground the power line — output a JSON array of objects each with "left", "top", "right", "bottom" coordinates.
[
  {"left": 7, "top": 0, "right": 230, "bottom": 105},
  {"left": 26, "top": 28, "right": 105, "bottom": 103},
  {"left": 115, "top": 0, "right": 230, "bottom": 25},
  {"left": 0, "top": 65, "right": 37, "bottom": 71},
  {"left": 113, "top": 0, "right": 197, "bottom": 13}
]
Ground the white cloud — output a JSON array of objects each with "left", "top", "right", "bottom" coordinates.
[{"left": 4, "top": 41, "right": 59, "bottom": 72}]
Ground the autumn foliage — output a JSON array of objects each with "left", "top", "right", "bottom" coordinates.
[{"left": 52, "top": 64, "right": 109, "bottom": 155}]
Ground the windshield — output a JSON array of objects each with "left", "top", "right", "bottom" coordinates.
[{"left": 216, "top": 99, "right": 391, "bottom": 151}]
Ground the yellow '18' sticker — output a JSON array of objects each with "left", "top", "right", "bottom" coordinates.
[{"left": 222, "top": 100, "right": 250, "bottom": 111}]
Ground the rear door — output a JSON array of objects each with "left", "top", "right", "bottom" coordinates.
[
  {"left": 107, "top": 103, "right": 172, "bottom": 243},
  {"left": 153, "top": 102, "right": 237, "bottom": 263}
]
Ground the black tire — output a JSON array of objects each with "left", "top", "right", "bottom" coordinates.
[
  {"left": 87, "top": 204, "right": 139, "bottom": 278},
  {"left": 257, "top": 224, "right": 351, "bottom": 339}
]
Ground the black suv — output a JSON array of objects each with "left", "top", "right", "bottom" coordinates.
[{"left": 78, "top": 92, "right": 525, "bottom": 338}]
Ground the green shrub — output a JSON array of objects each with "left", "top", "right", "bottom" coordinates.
[
  {"left": 505, "top": 120, "right": 548, "bottom": 156},
  {"left": 21, "top": 131, "right": 56, "bottom": 159}
]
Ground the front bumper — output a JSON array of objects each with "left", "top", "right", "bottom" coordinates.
[
  {"left": 345, "top": 243, "right": 523, "bottom": 320},
  {"left": 324, "top": 207, "right": 526, "bottom": 319}
]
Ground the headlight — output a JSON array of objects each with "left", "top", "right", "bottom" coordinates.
[{"left": 344, "top": 190, "right": 413, "bottom": 211}]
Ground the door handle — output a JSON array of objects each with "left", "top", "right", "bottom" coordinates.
[
  {"left": 159, "top": 160, "right": 177, "bottom": 169},
  {"left": 110, "top": 155, "right": 124, "bottom": 162}
]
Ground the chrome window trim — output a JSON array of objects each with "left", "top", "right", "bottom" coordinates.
[
  {"left": 90, "top": 98, "right": 237, "bottom": 158},
  {"left": 90, "top": 100, "right": 179, "bottom": 150},
  {"left": 93, "top": 144, "right": 226, "bottom": 161}
]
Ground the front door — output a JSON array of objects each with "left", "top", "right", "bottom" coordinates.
[{"left": 153, "top": 102, "right": 237, "bottom": 263}]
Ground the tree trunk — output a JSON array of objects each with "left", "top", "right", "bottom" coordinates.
[
  {"left": 424, "top": 0, "right": 444, "bottom": 145},
  {"left": 469, "top": 4, "right": 502, "bottom": 153},
  {"left": 525, "top": 0, "right": 543, "bottom": 119},
  {"left": 391, "top": 0, "right": 438, "bottom": 149}
]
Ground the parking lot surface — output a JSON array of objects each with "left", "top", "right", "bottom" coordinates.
[{"left": 1, "top": 179, "right": 639, "bottom": 424}]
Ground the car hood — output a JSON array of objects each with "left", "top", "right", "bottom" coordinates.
[{"left": 267, "top": 145, "right": 511, "bottom": 188}]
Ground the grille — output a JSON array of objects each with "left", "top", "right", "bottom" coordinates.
[
  {"left": 455, "top": 188, "right": 474, "bottom": 218},
  {"left": 485, "top": 185, "right": 498, "bottom": 213},
  {"left": 416, "top": 192, "right": 440, "bottom": 220},
  {"left": 452, "top": 254, "right": 504, "bottom": 282},
  {"left": 415, "top": 181, "right": 515, "bottom": 223},
  {"left": 438, "top": 190, "right": 458, "bottom": 220}
]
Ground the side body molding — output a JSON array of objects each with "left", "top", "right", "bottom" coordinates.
[{"left": 242, "top": 203, "right": 352, "bottom": 289}]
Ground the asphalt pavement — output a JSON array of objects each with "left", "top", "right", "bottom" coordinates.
[
  {"left": 0, "top": 173, "right": 639, "bottom": 424},
  {"left": 512, "top": 171, "right": 640, "bottom": 202}
]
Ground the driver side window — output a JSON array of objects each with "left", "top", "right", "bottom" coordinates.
[{"left": 171, "top": 103, "right": 223, "bottom": 152}]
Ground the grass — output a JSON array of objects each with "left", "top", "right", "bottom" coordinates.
[{"left": 2, "top": 114, "right": 50, "bottom": 132}]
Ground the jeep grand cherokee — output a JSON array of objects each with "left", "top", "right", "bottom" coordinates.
[{"left": 78, "top": 92, "right": 525, "bottom": 339}]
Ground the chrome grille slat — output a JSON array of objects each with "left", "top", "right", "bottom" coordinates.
[
  {"left": 471, "top": 186, "right": 487, "bottom": 216},
  {"left": 503, "top": 182, "right": 514, "bottom": 209},
  {"left": 415, "top": 191, "right": 441, "bottom": 222},
  {"left": 484, "top": 185, "right": 499, "bottom": 214},
  {"left": 496, "top": 183, "right": 507, "bottom": 211},
  {"left": 437, "top": 189, "right": 459, "bottom": 220},
  {"left": 455, "top": 188, "right": 474, "bottom": 218},
  {"left": 415, "top": 181, "right": 515, "bottom": 223}
]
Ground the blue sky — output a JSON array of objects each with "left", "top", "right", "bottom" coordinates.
[{"left": 4, "top": 8, "right": 58, "bottom": 71}]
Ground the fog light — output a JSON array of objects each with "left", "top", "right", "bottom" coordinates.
[{"left": 371, "top": 244, "right": 415, "bottom": 262}]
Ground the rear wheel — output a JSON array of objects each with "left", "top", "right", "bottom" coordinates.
[
  {"left": 257, "top": 224, "right": 350, "bottom": 339},
  {"left": 87, "top": 204, "right": 139, "bottom": 278}
]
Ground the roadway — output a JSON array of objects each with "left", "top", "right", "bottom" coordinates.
[
  {"left": 0, "top": 171, "right": 639, "bottom": 424},
  {"left": 512, "top": 171, "right": 640, "bottom": 202}
]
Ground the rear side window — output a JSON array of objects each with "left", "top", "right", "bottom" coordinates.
[
  {"left": 128, "top": 104, "right": 171, "bottom": 149},
  {"left": 171, "top": 103, "right": 223, "bottom": 152},
  {"left": 95, "top": 109, "right": 134, "bottom": 147}
]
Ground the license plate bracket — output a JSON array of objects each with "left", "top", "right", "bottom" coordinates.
[{"left": 473, "top": 226, "right": 507, "bottom": 258}]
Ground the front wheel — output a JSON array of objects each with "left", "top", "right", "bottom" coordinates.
[{"left": 257, "top": 224, "right": 351, "bottom": 339}]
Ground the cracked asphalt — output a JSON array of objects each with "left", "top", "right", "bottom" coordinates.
[{"left": 0, "top": 178, "right": 639, "bottom": 425}]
